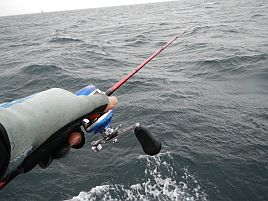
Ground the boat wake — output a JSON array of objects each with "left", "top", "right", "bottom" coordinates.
[{"left": 66, "top": 153, "right": 207, "bottom": 201}]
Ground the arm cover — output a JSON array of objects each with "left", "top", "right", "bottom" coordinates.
[{"left": 0, "top": 88, "right": 108, "bottom": 177}]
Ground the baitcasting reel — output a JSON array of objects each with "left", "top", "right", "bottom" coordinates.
[{"left": 76, "top": 85, "right": 161, "bottom": 156}]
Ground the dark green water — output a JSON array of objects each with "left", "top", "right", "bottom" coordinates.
[{"left": 0, "top": 0, "right": 267, "bottom": 200}]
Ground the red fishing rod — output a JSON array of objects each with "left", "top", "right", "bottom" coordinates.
[{"left": 105, "top": 28, "right": 190, "bottom": 96}]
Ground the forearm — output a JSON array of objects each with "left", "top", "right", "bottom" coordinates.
[{"left": 0, "top": 88, "right": 108, "bottom": 178}]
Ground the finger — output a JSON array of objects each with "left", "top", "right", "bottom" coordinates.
[
  {"left": 68, "top": 132, "right": 83, "bottom": 146},
  {"left": 103, "top": 96, "right": 118, "bottom": 113}
]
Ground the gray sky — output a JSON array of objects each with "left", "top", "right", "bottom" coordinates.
[{"left": 0, "top": 0, "right": 174, "bottom": 17}]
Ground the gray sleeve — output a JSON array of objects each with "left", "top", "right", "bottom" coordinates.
[{"left": 0, "top": 88, "right": 108, "bottom": 161}]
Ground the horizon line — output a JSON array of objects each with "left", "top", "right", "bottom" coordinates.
[{"left": 0, "top": 0, "right": 176, "bottom": 18}]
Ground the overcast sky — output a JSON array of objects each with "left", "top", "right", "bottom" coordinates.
[{"left": 0, "top": 0, "right": 174, "bottom": 17}]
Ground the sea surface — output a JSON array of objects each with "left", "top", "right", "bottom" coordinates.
[{"left": 0, "top": 0, "right": 267, "bottom": 200}]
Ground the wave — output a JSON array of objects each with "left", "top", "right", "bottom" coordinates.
[
  {"left": 66, "top": 153, "right": 207, "bottom": 201},
  {"left": 124, "top": 34, "right": 149, "bottom": 47},
  {"left": 188, "top": 25, "right": 211, "bottom": 35},
  {"left": 9, "top": 42, "right": 41, "bottom": 48},
  {"left": 125, "top": 35, "right": 147, "bottom": 42},
  {"left": 69, "top": 19, "right": 88, "bottom": 29},
  {"left": 49, "top": 37, "right": 83, "bottom": 43},
  {"left": 193, "top": 53, "right": 268, "bottom": 78},
  {"left": 21, "top": 64, "right": 63, "bottom": 75},
  {"left": 77, "top": 19, "right": 87, "bottom": 24},
  {"left": 251, "top": 14, "right": 265, "bottom": 19},
  {"left": 69, "top": 24, "right": 79, "bottom": 28},
  {"left": 159, "top": 22, "right": 169, "bottom": 26},
  {"left": 204, "top": 2, "right": 218, "bottom": 9}
]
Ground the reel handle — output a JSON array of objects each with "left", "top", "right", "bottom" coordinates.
[{"left": 134, "top": 125, "right": 161, "bottom": 156}]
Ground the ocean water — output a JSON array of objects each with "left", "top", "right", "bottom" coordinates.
[{"left": 0, "top": 0, "right": 267, "bottom": 200}]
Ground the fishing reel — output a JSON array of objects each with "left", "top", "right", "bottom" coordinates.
[{"left": 76, "top": 85, "right": 161, "bottom": 156}]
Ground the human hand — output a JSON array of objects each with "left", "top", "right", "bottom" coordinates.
[{"left": 68, "top": 96, "right": 118, "bottom": 147}]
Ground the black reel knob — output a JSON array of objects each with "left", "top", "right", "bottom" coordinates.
[{"left": 134, "top": 125, "right": 161, "bottom": 156}]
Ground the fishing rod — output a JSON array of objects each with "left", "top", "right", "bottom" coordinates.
[{"left": 77, "top": 27, "right": 194, "bottom": 155}]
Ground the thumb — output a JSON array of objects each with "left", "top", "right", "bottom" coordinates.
[{"left": 103, "top": 96, "right": 118, "bottom": 113}]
